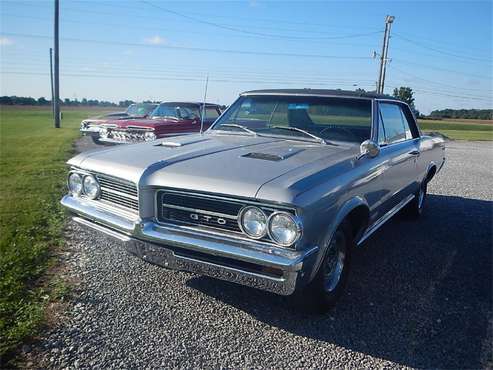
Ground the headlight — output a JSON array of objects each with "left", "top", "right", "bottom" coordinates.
[
  {"left": 238, "top": 206, "right": 267, "bottom": 239},
  {"left": 144, "top": 131, "right": 157, "bottom": 141},
  {"left": 100, "top": 127, "right": 109, "bottom": 138},
  {"left": 82, "top": 175, "right": 100, "bottom": 199},
  {"left": 268, "top": 212, "right": 301, "bottom": 246},
  {"left": 68, "top": 173, "right": 83, "bottom": 196}
]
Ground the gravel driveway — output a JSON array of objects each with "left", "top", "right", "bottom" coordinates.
[{"left": 33, "top": 138, "right": 492, "bottom": 369}]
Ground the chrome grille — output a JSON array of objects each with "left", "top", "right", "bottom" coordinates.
[
  {"left": 107, "top": 128, "right": 147, "bottom": 143},
  {"left": 94, "top": 173, "right": 139, "bottom": 212},
  {"left": 156, "top": 190, "right": 294, "bottom": 240}
]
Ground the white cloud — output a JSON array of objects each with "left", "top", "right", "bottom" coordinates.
[
  {"left": 0, "top": 37, "right": 13, "bottom": 46},
  {"left": 144, "top": 35, "right": 167, "bottom": 45}
]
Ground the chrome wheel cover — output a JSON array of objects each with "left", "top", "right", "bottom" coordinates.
[{"left": 323, "top": 232, "right": 346, "bottom": 293}]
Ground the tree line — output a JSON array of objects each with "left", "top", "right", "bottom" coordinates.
[
  {"left": 428, "top": 109, "right": 492, "bottom": 120},
  {"left": 0, "top": 96, "right": 158, "bottom": 108}
]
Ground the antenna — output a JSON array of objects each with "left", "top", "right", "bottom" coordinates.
[{"left": 200, "top": 74, "right": 209, "bottom": 134}]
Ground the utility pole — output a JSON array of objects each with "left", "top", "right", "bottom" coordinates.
[
  {"left": 377, "top": 15, "right": 395, "bottom": 94},
  {"left": 49, "top": 48, "right": 55, "bottom": 118},
  {"left": 53, "top": 0, "right": 60, "bottom": 128}
]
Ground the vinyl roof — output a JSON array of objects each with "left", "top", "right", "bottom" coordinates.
[{"left": 241, "top": 88, "right": 397, "bottom": 100}]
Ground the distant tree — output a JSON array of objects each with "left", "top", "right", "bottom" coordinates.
[
  {"left": 0, "top": 96, "right": 13, "bottom": 105},
  {"left": 429, "top": 109, "right": 492, "bottom": 120},
  {"left": 393, "top": 87, "right": 415, "bottom": 109},
  {"left": 355, "top": 88, "right": 366, "bottom": 94},
  {"left": 119, "top": 99, "right": 135, "bottom": 107},
  {"left": 37, "top": 97, "right": 49, "bottom": 105}
]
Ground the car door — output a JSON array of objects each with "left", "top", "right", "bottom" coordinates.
[{"left": 376, "top": 101, "right": 420, "bottom": 215}]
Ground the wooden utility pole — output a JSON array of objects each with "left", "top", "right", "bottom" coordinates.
[
  {"left": 377, "top": 15, "right": 395, "bottom": 94},
  {"left": 49, "top": 48, "right": 55, "bottom": 118},
  {"left": 53, "top": 0, "right": 60, "bottom": 128}
]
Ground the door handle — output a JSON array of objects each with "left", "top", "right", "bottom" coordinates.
[{"left": 409, "top": 150, "right": 420, "bottom": 156}]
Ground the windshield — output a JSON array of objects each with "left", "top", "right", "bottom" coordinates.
[
  {"left": 126, "top": 103, "right": 157, "bottom": 116},
  {"left": 211, "top": 95, "right": 372, "bottom": 143},
  {"left": 151, "top": 103, "right": 200, "bottom": 120}
]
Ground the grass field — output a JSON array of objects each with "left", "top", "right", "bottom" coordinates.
[
  {"left": 418, "top": 119, "right": 493, "bottom": 141},
  {"left": 0, "top": 106, "right": 109, "bottom": 361}
]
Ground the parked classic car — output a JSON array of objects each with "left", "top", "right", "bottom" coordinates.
[
  {"left": 80, "top": 103, "right": 157, "bottom": 143},
  {"left": 61, "top": 89, "right": 445, "bottom": 311},
  {"left": 98, "top": 102, "right": 223, "bottom": 144}
]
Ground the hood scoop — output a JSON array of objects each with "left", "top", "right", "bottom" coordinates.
[
  {"left": 242, "top": 147, "right": 304, "bottom": 161},
  {"left": 156, "top": 137, "right": 210, "bottom": 148}
]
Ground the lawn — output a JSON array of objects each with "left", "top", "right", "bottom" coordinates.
[
  {"left": 0, "top": 105, "right": 108, "bottom": 361},
  {"left": 418, "top": 118, "right": 493, "bottom": 141}
]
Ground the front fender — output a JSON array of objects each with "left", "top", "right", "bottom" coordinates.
[{"left": 306, "top": 196, "right": 369, "bottom": 283}]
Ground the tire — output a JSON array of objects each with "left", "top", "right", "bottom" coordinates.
[
  {"left": 90, "top": 135, "right": 102, "bottom": 145},
  {"left": 402, "top": 180, "right": 427, "bottom": 219},
  {"left": 293, "top": 221, "right": 353, "bottom": 313}
]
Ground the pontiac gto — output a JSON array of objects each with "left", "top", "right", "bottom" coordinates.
[
  {"left": 61, "top": 89, "right": 445, "bottom": 311},
  {"left": 98, "top": 102, "right": 223, "bottom": 144}
]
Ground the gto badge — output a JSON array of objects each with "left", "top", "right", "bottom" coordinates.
[{"left": 190, "top": 213, "right": 227, "bottom": 225}]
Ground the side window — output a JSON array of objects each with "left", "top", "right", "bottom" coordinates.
[
  {"left": 379, "top": 103, "right": 407, "bottom": 144},
  {"left": 378, "top": 112, "right": 386, "bottom": 145},
  {"left": 205, "top": 107, "right": 220, "bottom": 120}
]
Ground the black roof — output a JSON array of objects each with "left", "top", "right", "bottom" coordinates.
[
  {"left": 241, "top": 88, "right": 397, "bottom": 100},
  {"left": 158, "top": 101, "right": 222, "bottom": 107}
]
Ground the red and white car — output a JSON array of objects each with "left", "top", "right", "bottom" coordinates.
[{"left": 98, "top": 102, "right": 223, "bottom": 144}]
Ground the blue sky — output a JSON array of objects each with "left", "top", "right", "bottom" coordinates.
[{"left": 0, "top": 0, "right": 492, "bottom": 113}]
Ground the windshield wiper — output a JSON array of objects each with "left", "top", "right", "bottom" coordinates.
[
  {"left": 269, "top": 126, "right": 333, "bottom": 145},
  {"left": 217, "top": 124, "right": 257, "bottom": 136}
]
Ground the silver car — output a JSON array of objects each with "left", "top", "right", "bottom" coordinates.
[{"left": 61, "top": 89, "right": 445, "bottom": 311}]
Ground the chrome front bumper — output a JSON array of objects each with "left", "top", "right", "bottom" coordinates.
[
  {"left": 61, "top": 195, "right": 318, "bottom": 295},
  {"left": 80, "top": 126, "right": 101, "bottom": 136}
]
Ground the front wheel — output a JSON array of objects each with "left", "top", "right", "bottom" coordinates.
[{"left": 293, "top": 222, "right": 353, "bottom": 313}]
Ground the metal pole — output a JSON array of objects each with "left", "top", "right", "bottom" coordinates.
[
  {"left": 53, "top": 0, "right": 60, "bottom": 128},
  {"left": 49, "top": 48, "right": 55, "bottom": 118},
  {"left": 200, "top": 75, "right": 209, "bottom": 134},
  {"left": 377, "top": 15, "right": 394, "bottom": 94}
]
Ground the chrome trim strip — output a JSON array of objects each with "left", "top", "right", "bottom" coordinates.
[{"left": 357, "top": 194, "right": 415, "bottom": 246}]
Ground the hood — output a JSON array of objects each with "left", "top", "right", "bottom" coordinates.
[{"left": 68, "top": 133, "right": 358, "bottom": 199}]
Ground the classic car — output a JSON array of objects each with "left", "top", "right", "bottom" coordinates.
[
  {"left": 98, "top": 102, "right": 223, "bottom": 144},
  {"left": 80, "top": 103, "right": 157, "bottom": 143},
  {"left": 61, "top": 89, "right": 445, "bottom": 311}
]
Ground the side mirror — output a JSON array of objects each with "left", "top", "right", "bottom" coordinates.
[{"left": 360, "top": 140, "right": 380, "bottom": 158}]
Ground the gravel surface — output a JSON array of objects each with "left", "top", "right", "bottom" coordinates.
[{"left": 32, "top": 138, "right": 492, "bottom": 369}]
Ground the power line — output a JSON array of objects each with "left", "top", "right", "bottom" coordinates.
[
  {"left": 70, "top": 0, "right": 379, "bottom": 31},
  {"left": 0, "top": 70, "right": 377, "bottom": 90},
  {"left": 140, "top": 0, "right": 382, "bottom": 41},
  {"left": 1, "top": 32, "right": 374, "bottom": 60},
  {"left": 388, "top": 65, "right": 492, "bottom": 93},
  {"left": 392, "top": 59, "right": 491, "bottom": 79},
  {"left": 1, "top": 13, "right": 381, "bottom": 47},
  {"left": 393, "top": 33, "right": 492, "bottom": 63}
]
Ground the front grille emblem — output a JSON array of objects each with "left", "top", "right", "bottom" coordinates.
[{"left": 190, "top": 213, "right": 227, "bottom": 225}]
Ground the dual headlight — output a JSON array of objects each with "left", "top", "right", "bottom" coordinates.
[
  {"left": 144, "top": 131, "right": 157, "bottom": 141},
  {"left": 68, "top": 173, "right": 100, "bottom": 199},
  {"left": 238, "top": 206, "right": 301, "bottom": 247}
]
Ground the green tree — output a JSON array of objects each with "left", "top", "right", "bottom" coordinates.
[{"left": 393, "top": 86, "right": 415, "bottom": 109}]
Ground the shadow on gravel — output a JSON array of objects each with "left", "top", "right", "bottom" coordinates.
[{"left": 187, "top": 194, "right": 493, "bottom": 369}]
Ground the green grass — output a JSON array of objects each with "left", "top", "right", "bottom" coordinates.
[
  {"left": 0, "top": 106, "right": 106, "bottom": 360},
  {"left": 418, "top": 119, "right": 493, "bottom": 140}
]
